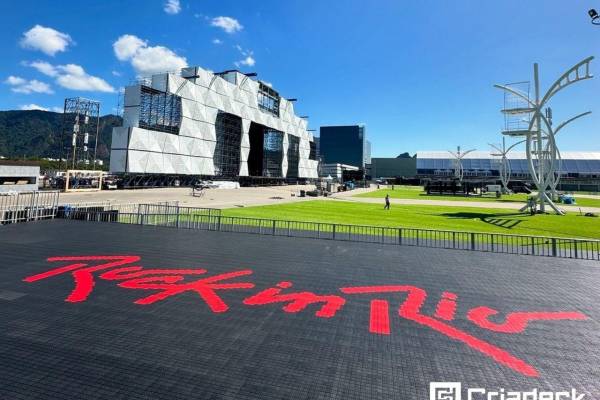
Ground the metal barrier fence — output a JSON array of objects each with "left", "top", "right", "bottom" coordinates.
[
  {"left": 63, "top": 205, "right": 600, "bottom": 261},
  {"left": 0, "top": 191, "right": 60, "bottom": 224},
  {"left": 58, "top": 201, "right": 186, "bottom": 223}
]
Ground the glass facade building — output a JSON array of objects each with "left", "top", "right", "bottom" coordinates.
[{"left": 319, "top": 125, "right": 369, "bottom": 169}]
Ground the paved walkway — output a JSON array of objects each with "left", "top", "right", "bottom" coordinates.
[
  {"left": 59, "top": 184, "right": 600, "bottom": 213},
  {"left": 59, "top": 185, "right": 317, "bottom": 209},
  {"left": 331, "top": 189, "right": 600, "bottom": 213}
]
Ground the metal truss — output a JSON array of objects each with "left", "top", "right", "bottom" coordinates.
[
  {"left": 138, "top": 86, "right": 182, "bottom": 135},
  {"left": 61, "top": 97, "right": 101, "bottom": 170},
  {"left": 214, "top": 112, "right": 242, "bottom": 178},
  {"left": 263, "top": 129, "right": 284, "bottom": 177},
  {"left": 287, "top": 135, "right": 300, "bottom": 178},
  {"left": 257, "top": 82, "right": 280, "bottom": 117}
]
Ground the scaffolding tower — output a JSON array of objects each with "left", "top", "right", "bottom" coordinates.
[
  {"left": 61, "top": 97, "right": 101, "bottom": 170},
  {"left": 501, "top": 81, "right": 532, "bottom": 136}
]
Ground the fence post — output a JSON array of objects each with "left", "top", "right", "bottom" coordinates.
[
  {"left": 398, "top": 228, "right": 402, "bottom": 245},
  {"left": 452, "top": 232, "right": 456, "bottom": 249},
  {"left": 317, "top": 223, "right": 320, "bottom": 239},
  {"left": 176, "top": 205, "right": 180, "bottom": 228},
  {"left": 272, "top": 219, "right": 276, "bottom": 235},
  {"left": 490, "top": 235, "right": 494, "bottom": 252},
  {"left": 470, "top": 233, "right": 475, "bottom": 250},
  {"left": 531, "top": 237, "right": 535, "bottom": 255},
  {"left": 551, "top": 238, "right": 557, "bottom": 257},
  {"left": 217, "top": 215, "right": 222, "bottom": 231},
  {"left": 288, "top": 221, "right": 291, "bottom": 237},
  {"left": 333, "top": 224, "right": 336, "bottom": 240},
  {"left": 574, "top": 241, "right": 578, "bottom": 259},
  {"left": 381, "top": 228, "right": 385, "bottom": 244},
  {"left": 29, "top": 191, "right": 35, "bottom": 221},
  {"left": 137, "top": 204, "right": 142, "bottom": 225}
]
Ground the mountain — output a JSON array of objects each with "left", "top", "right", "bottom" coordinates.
[{"left": 0, "top": 110, "right": 122, "bottom": 161}]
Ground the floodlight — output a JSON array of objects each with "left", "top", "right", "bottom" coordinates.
[{"left": 590, "top": 9, "right": 600, "bottom": 25}]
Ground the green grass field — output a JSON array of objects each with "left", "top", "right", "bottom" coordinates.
[
  {"left": 355, "top": 185, "right": 600, "bottom": 208},
  {"left": 222, "top": 200, "right": 600, "bottom": 239}
]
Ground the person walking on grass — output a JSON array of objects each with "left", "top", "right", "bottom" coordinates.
[{"left": 384, "top": 194, "right": 390, "bottom": 210}]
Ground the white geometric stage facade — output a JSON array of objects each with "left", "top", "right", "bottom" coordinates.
[{"left": 110, "top": 66, "right": 319, "bottom": 179}]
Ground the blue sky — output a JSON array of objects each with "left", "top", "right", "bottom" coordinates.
[{"left": 1, "top": 0, "right": 598, "bottom": 156}]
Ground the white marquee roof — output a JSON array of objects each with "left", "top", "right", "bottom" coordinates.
[{"left": 416, "top": 151, "right": 600, "bottom": 160}]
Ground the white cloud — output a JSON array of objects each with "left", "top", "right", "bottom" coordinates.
[
  {"left": 164, "top": 0, "right": 181, "bottom": 14},
  {"left": 4, "top": 75, "right": 53, "bottom": 94},
  {"left": 20, "top": 25, "right": 73, "bottom": 56},
  {"left": 5, "top": 76, "right": 26, "bottom": 86},
  {"left": 112, "top": 70, "right": 122, "bottom": 77},
  {"left": 18, "top": 104, "right": 63, "bottom": 112},
  {"left": 25, "top": 62, "right": 115, "bottom": 92},
  {"left": 212, "top": 38, "right": 223, "bottom": 45},
  {"left": 113, "top": 34, "right": 147, "bottom": 61},
  {"left": 236, "top": 56, "right": 255, "bottom": 67},
  {"left": 54, "top": 64, "right": 115, "bottom": 92},
  {"left": 20, "top": 103, "right": 48, "bottom": 111},
  {"left": 28, "top": 60, "right": 59, "bottom": 77},
  {"left": 234, "top": 46, "right": 255, "bottom": 68},
  {"left": 113, "top": 34, "right": 187, "bottom": 76},
  {"left": 211, "top": 16, "right": 243, "bottom": 34}
]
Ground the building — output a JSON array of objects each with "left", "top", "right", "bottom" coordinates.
[
  {"left": 319, "top": 125, "right": 369, "bottom": 169},
  {"left": 313, "top": 136, "right": 320, "bottom": 160},
  {"left": 109, "top": 67, "right": 318, "bottom": 182},
  {"left": 0, "top": 163, "right": 39, "bottom": 192},
  {"left": 416, "top": 151, "right": 600, "bottom": 191},
  {"left": 370, "top": 157, "right": 416, "bottom": 179},
  {"left": 364, "top": 140, "right": 372, "bottom": 166},
  {"left": 320, "top": 163, "right": 359, "bottom": 181}
]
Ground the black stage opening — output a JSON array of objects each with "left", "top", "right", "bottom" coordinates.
[
  {"left": 248, "top": 121, "right": 265, "bottom": 177},
  {"left": 248, "top": 122, "right": 284, "bottom": 178},
  {"left": 0, "top": 220, "right": 599, "bottom": 399}
]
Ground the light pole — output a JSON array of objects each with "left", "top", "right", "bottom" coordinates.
[{"left": 494, "top": 56, "right": 594, "bottom": 215}]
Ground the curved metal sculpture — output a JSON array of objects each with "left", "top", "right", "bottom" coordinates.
[
  {"left": 489, "top": 138, "right": 524, "bottom": 193},
  {"left": 494, "top": 56, "right": 594, "bottom": 214},
  {"left": 448, "top": 146, "right": 476, "bottom": 183}
]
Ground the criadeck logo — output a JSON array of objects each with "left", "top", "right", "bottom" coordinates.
[
  {"left": 430, "top": 382, "right": 461, "bottom": 400},
  {"left": 429, "top": 382, "right": 586, "bottom": 400}
]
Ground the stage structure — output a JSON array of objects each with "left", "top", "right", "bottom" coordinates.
[
  {"left": 495, "top": 57, "right": 594, "bottom": 214},
  {"left": 489, "top": 137, "right": 525, "bottom": 193},
  {"left": 109, "top": 66, "right": 318, "bottom": 181},
  {"left": 61, "top": 97, "right": 101, "bottom": 170},
  {"left": 448, "top": 146, "right": 476, "bottom": 183}
]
